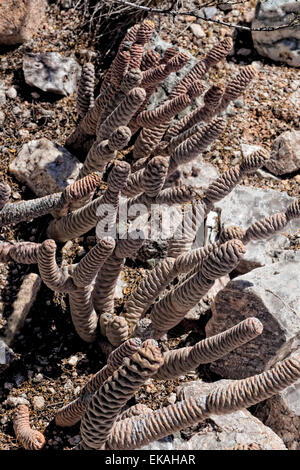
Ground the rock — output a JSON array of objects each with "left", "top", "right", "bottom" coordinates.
[
  {"left": 33, "top": 373, "right": 43, "bottom": 383},
  {"left": 4, "top": 273, "right": 41, "bottom": 346},
  {"left": 66, "top": 355, "right": 80, "bottom": 367},
  {"left": 202, "top": 7, "right": 218, "bottom": 19},
  {"left": 64, "top": 379, "right": 73, "bottom": 393},
  {"left": 252, "top": 0, "right": 300, "bottom": 67},
  {"left": 0, "top": 111, "right": 5, "bottom": 127},
  {"left": 255, "top": 376, "right": 300, "bottom": 450},
  {"left": 174, "top": 381, "right": 286, "bottom": 450},
  {"left": 206, "top": 251, "right": 300, "bottom": 379},
  {"left": 264, "top": 130, "right": 300, "bottom": 175},
  {"left": 32, "top": 396, "right": 45, "bottom": 410},
  {"left": 5, "top": 396, "right": 30, "bottom": 407},
  {"left": 215, "top": 185, "right": 298, "bottom": 273},
  {"left": 0, "top": 83, "right": 6, "bottom": 105},
  {"left": 23, "top": 52, "right": 81, "bottom": 96},
  {"left": 6, "top": 87, "right": 17, "bottom": 99},
  {"left": 189, "top": 24, "right": 205, "bottom": 39},
  {"left": 0, "top": 339, "right": 16, "bottom": 374},
  {"left": 180, "top": 157, "right": 219, "bottom": 190},
  {"left": 0, "top": 0, "right": 46, "bottom": 45},
  {"left": 9, "top": 138, "right": 82, "bottom": 196}
]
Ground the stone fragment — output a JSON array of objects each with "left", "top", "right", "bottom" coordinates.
[
  {"left": 174, "top": 381, "right": 287, "bottom": 450},
  {"left": 252, "top": 0, "right": 300, "bottom": 67},
  {"left": 0, "top": 339, "right": 16, "bottom": 374},
  {"left": 6, "top": 87, "right": 17, "bottom": 99},
  {"left": 0, "top": 0, "right": 46, "bottom": 45},
  {"left": 206, "top": 251, "right": 300, "bottom": 379},
  {"left": 9, "top": 138, "right": 82, "bottom": 196},
  {"left": 255, "top": 377, "right": 300, "bottom": 450},
  {"left": 32, "top": 396, "right": 45, "bottom": 410},
  {"left": 265, "top": 130, "right": 300, "bottom": 175},
  {"left": 215, "top": 185, "right": 298, "bottom": 273},
  {"left": 23, "top": 52, "right": 81, "bottom": 96},
  {"left": 5, "top": 396, "right": 30, "bottom": 407},
  {"left": 4, "top": 273, "right": 41, "bottom": 346},
  {"left": 189, "top": 24, "right": 205, "bottom": 39},
  {"left": 180, "top": 158, "right": 219, "bottom": 191}
]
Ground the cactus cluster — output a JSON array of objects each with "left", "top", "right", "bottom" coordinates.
[{"left": 1, "top": 20, "right": 300, "bottom": 450}]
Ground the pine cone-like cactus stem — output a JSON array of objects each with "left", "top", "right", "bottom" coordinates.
[
  {"left": 79, "top": 341, "right": 163, "bottom": 449},
  {"left": 150, "top": 240, "right": 246, "bottom": 335},
  {"left": 154, "top": 317, "right": 263, "bottom": 380},
  {"left": 13, "top": 405, "right": 45, "bottom": 450},
  {"left": 55, "top": 338, "right": 142, "bottom": 427},
  {"left": 105, "top": 352, "right": 300, "bottom": 450},
  {"left": 0, "top": 182, "right": 11, "bottom": 210}
]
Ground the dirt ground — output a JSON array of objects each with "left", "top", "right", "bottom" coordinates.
[{"left": 0, "top": 1, "right": 299, "bottom": 450}]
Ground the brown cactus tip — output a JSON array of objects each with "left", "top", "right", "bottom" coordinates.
[
  {"left": 227, "top": 238, "right": 247, "bottom": 255},
  {"left": 245, "top": 317, "right": 264, "bottom": 335},
  {"left": 42, "top": 239, "right": 57, "bottom": 253}
]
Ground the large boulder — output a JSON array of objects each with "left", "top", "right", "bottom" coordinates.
[
  {"left": 9, "top": 138, "right": 82, "bottom": 196},
  {"left": 265, "top": 130, "right": 300, "bottom": 176},
  {"left": 23, "top": 52, "right": 81, "bottom": 96},
  {"left": 206, "top": 251, "right": 300, "bottom": 379},
  {"left": 215, "top": 185, "right": 298, "bottom": 273},
  {"left": 252, "top": 0, "right": 300, "bottom": 67},
  {"left": 0, "top": 0, "right": 46, "bottom": 46}
]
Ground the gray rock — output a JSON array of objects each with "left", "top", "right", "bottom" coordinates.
[
  {"left": 0, "top": 82, "right": 6, "bottom": 105},
  {"left": 255, "top": 377, "right": 300, "bottom": 450},
  {"left": 9, "top": 138, "right": 82, "bottom": 196},
  {"left": 215, "top": 185, "right": 298, "bottom": 273},
  {"left": 0, "top": 0, "right": 46, "bottom": 45},
  {"left": 23, "top": 52, "right": 81, "bottom": 96},
  {"left": 174, "top": 381, "right": 286, "bottom": 450},
  {"left": 0, "top": 111, "right": 5, "bottom": 127},
  {"left": 206, "top": 251, "right": 300, "bottom": 379},
  {"left": 265, "top": 130, "right": 300, "bottom": 175},
  {"left": 0, "top": 338, "right": 16, "bottom": 374},
  {"left": 202, "top": 7, "right": 218, "bottom": 19},
  {"left": 252, "top": 0, "right": 300, "bottom": 67},
  {"left": 180, "top": 157, "right": 219, "bottom": 190}
]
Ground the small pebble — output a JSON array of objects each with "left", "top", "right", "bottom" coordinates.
[
  {"left": 5, "top": 396, "right": 30, "bottom": 407},
  {"left": 6, "top": 87, "right": 17, "bottom": 99},
  {"left": 32, "top": 396, "right": 45, "bottom": 410},
  {"left": 33, "top": 373, "right": 43, "bottom": 383}
]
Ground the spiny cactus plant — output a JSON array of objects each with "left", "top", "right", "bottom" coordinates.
[{"left": 1, "top": 20, "right": 300, "bottom": 451}]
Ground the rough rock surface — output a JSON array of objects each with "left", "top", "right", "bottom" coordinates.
[
  {"left": 265, "top": 130, "right": 300, "bottom": 175},
  {"left": 255, "top": 378, "right": 300, "bottom": 450},
  {"left": 206, "top": 251, "right": 300, "bottom": 379},
  {"left": 4, "top": 273, "right": 41, "bottom": 346},
  {"left": 215, "top": 185, "right": 298, "bottom": 273},
  {"left": 180, "top": 157, "right": 219, "bottom": 190},
  {"left": 0, "top": 0, "right": 46, "bottom": 45},
  {"left": 9, "top": 138, "right": 82, "bottom": 196},
  {"left": 23, "top": 52, "right": 81, "bottom": 96},
  {"left": 252, "top": 0, "right": 300, "bottom": 67},
  {"left": 173, "top": 381, "right": 287, "bottom": 450},
  {"left": 0, "top": 339, "right": 16, "bottom": 374}
]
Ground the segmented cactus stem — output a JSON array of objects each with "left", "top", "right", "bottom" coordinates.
[{"left": 13, "top": 405, "right": 45, "bottom": 450}]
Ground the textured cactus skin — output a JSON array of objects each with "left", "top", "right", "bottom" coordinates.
[
  {"left": 154, "top": 317, "right": 263, "bottom": 380},
  {"left": 79, "top": 341, "right": 163, "bottom": 449},
  {"left": 13, "top": 405, "right": 45, "bottom": 450},
  {"left": 104, "top": 354, "right": 300, "bottom": 450}
]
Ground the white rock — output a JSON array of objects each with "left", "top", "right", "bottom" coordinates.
[
  {"left": 23, "top": 52, "right": 81, "bottom": 96},
  {"left": 32, "top": 396, "right": 45, "bottom": 410},
  {"left": 265, "top": 130, "right": 300, "bottom": 175},
  {"left": 9, "top": 138, "right": 82, "bottom": 196},
  {"left": 206, "top": 251, "right": 300, "bottom": 379},
  {"left": 6, "top": 86, "right": 17, "bottom": 99},
  {"left": 0, "top": 339, "right": 16, "bottom": 374},
  {"left": 215, "top": 185, "right": 298, "bottom": 273},
  {"left": 189, "top": 24, "right": 205, "bottom": 39},
  {"left": 252, "top": 0, "right": 300, "bottom": 67},
  {"left": 180, "top": 157, "right": 219, "bottom": 191},
  {"left": 33, "top": 373, "right": 43, "bottom": 383},
  {"left": 66, "top": 355, "right": 80, "bottom": 367},
  {"left": 5, "top": 396, "right": 30, "bottom": 407}
]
